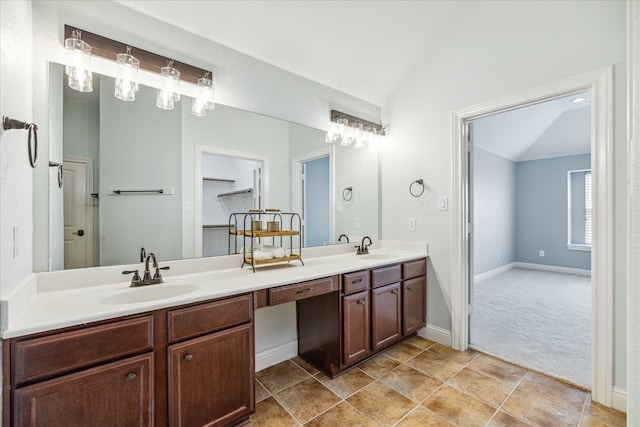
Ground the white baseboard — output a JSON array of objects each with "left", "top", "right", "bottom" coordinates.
[
  {"left": 514, "top": 262, "right": 591, "bottom": 277},
  {"left": 255, "top": 340, "right": 298, "bottom": 372},
  {"left": 419, "top": 324, "right": 452, "bottom": 347},
  {"left": 612, "top": 386, "right": 627, "bottom": 413},
  {"left": 474, "top": 262, "right": 516, "bottom": 283}
]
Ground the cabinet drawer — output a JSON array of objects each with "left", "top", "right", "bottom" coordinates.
[
  {"left": 403, "top": 258, "right": 426, "bottom": 280},
  {"left": 13, "top": 316, "right": 153, "bottom": 386},
  {"left": 371, "top": 264, "right": 401, "bottom": 288},
  {"left": 343, "top": 271, "right": 369, "bottom": 295},
  {"left": 168, "top": 294, "right": 253, "bottom": 343},
  {"left": 269, "top": 276, "right": 339, "bottom": 305}
]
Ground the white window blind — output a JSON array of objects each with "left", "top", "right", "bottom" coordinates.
[{"left": 585, "top": 171, "right": 592, "bottom": 244}]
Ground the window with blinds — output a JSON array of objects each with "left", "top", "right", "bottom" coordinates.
[{"left": 568, "top": 169, "right": 592, "bottom": 251}]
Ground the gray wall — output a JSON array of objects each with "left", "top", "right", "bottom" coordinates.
[
  {"left": 516, "top": 154, "right": 591, "bottom": 270},
  {"left": 99, "top": 80, "right": 183, "bottom": 265},
  {"left": 473, "top": 147, "right": 517, "bottom": 275}
]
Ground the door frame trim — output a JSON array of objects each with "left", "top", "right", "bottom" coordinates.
[
  {"left": 194, "top": 145, "right": 269, "bottom": 258},
  {"left": 451, "top": 66, "right": 613, "bottom": 404}
]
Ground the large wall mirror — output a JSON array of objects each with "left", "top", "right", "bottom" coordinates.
[{"left": 44, "top": 63, "right": 380, "bottom": 271}]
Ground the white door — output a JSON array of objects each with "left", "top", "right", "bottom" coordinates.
[{"left": 63, "top": 160, "right": 92, "bottom": 269}]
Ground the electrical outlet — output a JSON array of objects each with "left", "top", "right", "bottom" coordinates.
[
  {"left": 353, "top": 217, "right": 360, "bottom": 229},
  {"left": 408, "top": 218, "right": 416, "bottom": 232},
  {"left": 539, "top": 250, "right": 545, "bottom": 257}
]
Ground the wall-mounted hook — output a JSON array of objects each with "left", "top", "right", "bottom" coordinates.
[
  {"left": 48, "top": 161, "right": 63, "bottom": 188},
  {"left": 3, "top": 116, "right": 38, "bottom": 168},
  {"left": 409, "top": 179, "right": 425, "bottom": 197},
  {"left": 342, "top": 186, "right": 353, "bottom": 201}
]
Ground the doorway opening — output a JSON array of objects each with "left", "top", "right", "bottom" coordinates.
[
  {"left": 194, "top": 146, "right": 267, "bottom": 258},
  {"left": 292, "top": 147, "right": 334, "bottom": 247},
  {"left": 451, "top": 67, "right": 613, "bottom": 404},
  {"left": 467, "top": 91, "right": 592, "bottom": 388}
]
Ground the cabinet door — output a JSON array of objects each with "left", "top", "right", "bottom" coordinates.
[
  {"left": 403, "top": 276, "right": 426, "bottom": 335},
  {"left": 371, "top": 282, "right": 402, "bottom": 352},
  {"left": 168, "top": 323, "right": 254, "bottom": 427},
  {"left": 343, "top": 291, "right": 371, "bottom": 366},
  {"left": 14, "top": 353, "right": 153, "bottom": 427}
]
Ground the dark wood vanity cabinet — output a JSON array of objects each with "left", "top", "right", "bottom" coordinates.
[
  {"left": 168, "top": 323, "right": 254, "bottom": 427},
  {"left": 371, "top": 282, "right": 402, "bottom": 352},
  {"left": 14, "top": 353, "right": 153, "bottom": 427},
  {"left": 342, "top": 290, "right": 371, "bottom": 366},
  {"left": 297, "top": 258, "right": 427, "bottom": 378},
  {"left": 4, "top": 294, "right": 254, "bottom": 427}
]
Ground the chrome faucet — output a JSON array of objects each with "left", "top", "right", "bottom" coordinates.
[
  {"left": 139, "top": 247, "right": 146, "bottom": 262},
  {"left": 122, "top": 252, "right": 170, "bottom": 287},
  {"left": 338, "top": 234, "right": 350, "bottom": 243},
  {"left": 355, "top": 236, "right": 373, "bottom": 255}
]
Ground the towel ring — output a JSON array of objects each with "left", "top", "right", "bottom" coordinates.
[
  {"left": 3, "top": 116, "right": 38, "bottom": 168},
  {"left": 49, "top": 161, "right": 63, "bottom": 188},
  {"left": 342, "top": 186, "right": 353, "bottom": 201},
  {"left": 409, "top": 179, "right": 424, "bottom": 197}
]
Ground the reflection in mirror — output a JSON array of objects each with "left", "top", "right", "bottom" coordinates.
[{"left": 47, "top": 63, "right": 379, "bottom": 271}]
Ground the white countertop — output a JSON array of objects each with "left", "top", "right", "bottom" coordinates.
[{"left": 1, "top": 241, "right": 427, "bottom": 339}]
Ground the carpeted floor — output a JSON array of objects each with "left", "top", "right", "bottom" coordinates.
[{"left": 471, "top": 267, "right": 591, "bottom": 388}]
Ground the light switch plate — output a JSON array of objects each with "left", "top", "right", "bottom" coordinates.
[
  {"left": 438, "top": 196, "right": 448, "bottom": 211},
  {"left": 408, "top": 218, "right": 416, "bottom": 231}
]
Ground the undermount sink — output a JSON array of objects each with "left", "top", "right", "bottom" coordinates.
[
  {"left": 98, "top": 284, "right": 199, "bottom": 305},
  {"left": 355, "top": 252, "right": 395, "bottom": 260}
]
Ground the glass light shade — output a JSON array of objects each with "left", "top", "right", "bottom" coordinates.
[
  {"left": 156, "top": 66, "right": 181, "bottom": 110},
  {"left": 65, "top": 33, "right": 92, "bottom": 92},
  {"left": 191, "top": 75, "right": 215, "bottom": 117},
  {"left": 336, "top": 118, "right": 350, "bottom": 146},
  {"left": 115, "top": 52, "right": 139, "bottom": 102}
]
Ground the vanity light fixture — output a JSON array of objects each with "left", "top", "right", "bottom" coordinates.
[
  {"left": 326, "top": 110, "right": 386, "bottom": 149},
  {"left": 156, "top": 61, "right": 181, "bottom": 110},
  {"left": 571, "top": 97, "right": 586, "bottom": 103},
  {"left": 191, "top": 72, "right": 215, "bottom": 117},
  {"left": 64, "top": 29, "right": 93, "bottom": 92},
  {"left": 63, "top": 26, "right": 213, "bottom": 115},
  {"left": 115, "top": 46, "right": 139, "bottom": 102}
]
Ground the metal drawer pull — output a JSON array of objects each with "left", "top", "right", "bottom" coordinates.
[
  {"left": 407, "top": 286, "right": 413, "bottom": 291},
  {"left": 353, "top": 278, "right": 363, "bottom": 283},
  {"left": 184, "top": 354, "right": 194, "bottom": 362},
  {"left": 296, "top": 287, "right": 314, "bottom": 294},
  {"left": 391, "top": 289, "right": 398, "bottom": 294},
  {"left": 125, "top": 373, "right": 137, "bottom": 382},
  {"left": 358, "top": 299, "right": 366, "bottom": 305}
]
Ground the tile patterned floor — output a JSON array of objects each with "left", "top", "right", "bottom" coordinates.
[{"left": 249, "top": 336, "right": 626, "bottom": 427}]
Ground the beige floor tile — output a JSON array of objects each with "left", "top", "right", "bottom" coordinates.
[
  {"left": 290, "top": 356, "right": 320, "bottom": 375},
  {"left": 304, "top": 402, "right": 377, "bottom": 427},
  {"left": 256, "top": 360, "right": 311, "bottom": 393},
  {"left": 428, "top": 343, "right": 479, "bottom": 365},
  {"left": 255, "top": 379, "right": 271, "bottom": 403},
  {"left": 447, "top": 367, "right": 514, "bottom": 407},
  {"left": 405, "top": 335, "right": 436, "bottom": 350},
  {"left": 358, "top": 352, "right": 402, "bottom": 378},
  {"left": 423, "top": 385, "right": 496, "bottom": 427},
  {"left": 316, "top": 368, "right": 374, "bottom": 398},
  {"left": 396, "top": 406, "right": 455, "bottom": 426},
  {"left": 406, "top": 350, "right": 464, "bottom": 381},
  {"left": 581, "top": 398, "right": 626, "bottom": 427},
  {"left": 249, "top": 397, "right": 299, "bottom": 427},
  {"left": 379, "top": 364, "right": 442, "bottom": 403},
  {"left": 488, "top": 411, "right": 534, "bottom": 427},
  {"left": 275, "top": 377, "right": 341, "bottom": 424},
  {"left": 347, "top": 381, "right": 416, "bottom": 426},
  {"left": 384, "top": 341, "right": 424, "bottom": 362},
  {"left": 502, "top": 385, "right": 582, "bottom": 427},
  {"left": 519, "top": 371, "right": 588, "bottom": 413},
  {"left": 467, "top": 353, "right": 527, "bottom": 385}
]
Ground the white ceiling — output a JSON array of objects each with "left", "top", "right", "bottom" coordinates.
[
  {"left": 471, "top": 91, "right": 592, "bottom": 162},
  {"left": 115, "top": 0, "right": 470, "bottom": 106}
]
